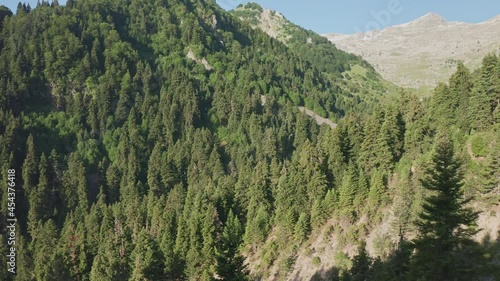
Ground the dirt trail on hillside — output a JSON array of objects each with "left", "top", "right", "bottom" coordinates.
[{"left": 298, "top": 106, "right": 337, "bottom": 129}]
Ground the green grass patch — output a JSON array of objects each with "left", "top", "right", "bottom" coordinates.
[
  {"left": 470, "top": 132, "right": 494, "bottom": 158},
  {"left": 312, "top": 256, "right": 321, "bottom": 266}
]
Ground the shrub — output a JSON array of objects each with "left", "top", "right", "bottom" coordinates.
[{"left": 312, "top": 256, "right": 321, "bottom": 266}]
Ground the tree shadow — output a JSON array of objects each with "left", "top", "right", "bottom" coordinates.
[
  {"left": 308, "top": 231, "right": 500, "bottom": 281},
  {"left": 309, "top": 267, "right": 339, "bottom": 281}
]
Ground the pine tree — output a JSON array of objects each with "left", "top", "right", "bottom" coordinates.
[
  {"left": 22, "top": 134, "right": 37, "bottom": 198},
  {"left": 479, "top": 54, "right": 500, "bottom": 120},
  {"left": 32, "top": 220, "right": 68, "bottom": 281},
  {"left": 244, "top": 162, "right": 272, "bottom": 247},
  {"left": 28, "top": 154, "right": 52, "bottom": 235},
  {"left": 348, "top": 242, "right": 372, "bottom": 281},
  {"left": 0, "top": 6, "right": 12, "bottom": 28},
  {"left": 48, "top": 150, "right": 62, "bottom": 218},
  {"left": 372, "top": 229, "right": 412, "bottom": 281},
  {"left": 353, "top": 169, "right": 369, "bottom": 207},
  {"left": 116, "top": 71, "right": 133, "bottom": 125},
  {"left": 60, "top": 216, "right": 91, "bottom": 280},
  {"left": 468, "top": 54, "right": 499, "bottom": 131},
  {"left": 478, "top": 142, "right": 499, "bottom": 202},
  {"left": 390, "top": 170, "right": 414, "bottom": 235},
  {"left": 358, "top": 109, "right": 396, "bottom": 173},
  {"left": 448, "top": 62, "right": 473, "bottom": 131},
  {"left": 90, "top": 239, "right": 121, "bottom": 281},
  {"left": 431, "top": 83, "right": 454, "bottom": 127},
  {"left": 310, "top": 198, "right": 327, "bottom": 228},
  {"left": 294, "top": 113, "right": 310, "bottom": 148},
  {"left": 147, "top": 142, "right": 164, "bottom": 196},
  {"left": 129, "top": 229, "right": 165, "bottom": 281},
  {"left": 214, "top": 210, "right": 249, "bottom": 281},
  {"left": 62, "top": 153, "right": 88, "bottom": 214},
  {"left": 338, "top": 163, "right": 358, "bottom": 214},
  {"left": 294, "top": 212, "right": 310, "bottom": 243},
  {"left": 469, "top": 87, "right": 492, "bottom": 132},
  {"left": 366, "top": 169, "right": 387, "bottom": 214},
  {"left": 160, "top": 212, "right": 184, "bottom": 280},
  {"left": 323, "top": 125, "right": 349, "bottom": 185},
  {"left": 15, "top": 235, "right": 35, "bottom": 281},
  {"left": 244, "top": 205, "right": 270, "bottom": 247},
  {"left": 410, "top": 137, "right": 482, "bottom": 281},
  {"left": 381, "top": 106, "right": 405, "bottom": 161},
  {"left": 358, "top": 110, "right": 384, "bottom": 172}
]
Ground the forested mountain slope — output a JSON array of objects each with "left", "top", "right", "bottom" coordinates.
[
  {"left": 249, "top": 57, "right": 500, "bottom": 281},
  {"left": 231, "top": 3, "right": 368, "bottom": 75},
  {"left": 0, "top": 1, "right": 498, "bottom": 281},
  {"left": 231, "top": 3, "right": 397, "bottom": 108}
]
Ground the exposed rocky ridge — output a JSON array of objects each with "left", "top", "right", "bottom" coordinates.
[
  {"left": 324, "top": 13, "right": 500, "bottom": 91},
  {"left": 232, "top": 4, "right": 291, "bottom": 43}
]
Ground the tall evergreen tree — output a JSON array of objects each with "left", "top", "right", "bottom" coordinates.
[
  {"left": 366, "top": 169, "right": 387, "bottom": 214},
  {"left": 62, "top": 153, "right": 88, "bottom": 215},
  {"left": 479, "top": 54, "right": 500, "bottom": 121},
  {"left": 128, "top": 229, "right": 165, "bottom": 281},
  {"left": 338, "top": 163, "right": 359, "bottom": 213},
  {"left": 346, "top": 242, "right": 372, "bottom": 281},
  {"left": 431, "top": 83, "right": 454, "bottom": 127},
  {"left": 410, "top": 137, "right": 483, "bottom": 281},
  {"left": 22, "top": 134, "right": 37, "bottom": 198},
  {"left": 448, "top": 62, "right": 473, "bottom": 131},
  {"left": 215, "top": 210, "right": 249, "bottom": 281},
  {"left": 32, "top": 220, "right": 68, "bottom": 281},
  {"left": 28, "top": 154, "right": 52, "bottom": 235},
  {"left": 478, "top": 142, "right": 500, "bottom": 201},
  {"left": 381, "top": 106, "right": 405, "bottom": 161},
  {"left": 468, "top": 88, "right": 492, "bottom": 132}
]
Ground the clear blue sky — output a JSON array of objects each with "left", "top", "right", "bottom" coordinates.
[
  {"left": 217, "top": 0, "right": 500, "bottom": 34},
  {"left": 3, "top": 0, "right": 500, "bottom": 34}
]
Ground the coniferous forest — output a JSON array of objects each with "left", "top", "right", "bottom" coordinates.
[{"left": 0, "top": 1, "right": 499, "bottom": 280}]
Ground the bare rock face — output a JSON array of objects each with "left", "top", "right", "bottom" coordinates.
[
  {"left": 324, "top": 13, "right": 500, "bottom": 91},
  {"left": 233, "top": 5, "right": 291, "bottom": 43}
]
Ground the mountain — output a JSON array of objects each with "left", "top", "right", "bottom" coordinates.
[
  {"left": 0, "top": 1, "right": 499, "bottom": 281},
  {"left": 231, "top": 3, "right": 368, "bottom": 75},
  {"left": 0, "top": 0, "right": 360, "bottom": 279},
  {"left": 325, "top": 13, "right": 500, "bottom": 92},
  {"left": 231, "top": 3, "right": 398, "bottom": 106}
]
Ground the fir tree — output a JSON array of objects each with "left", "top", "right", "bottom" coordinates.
[
  {"left": 338, "top": 163, "right": 359, "bottom": 213},
  {"left": 347, "top": 242, "right": 372, "bottom": 281},
  {"left": 129, "top": 229, "right": 165, "bottom": 281},
  {"left": 22, "top": 134, "right": 37, "bottom": 198},
  {"left": 28, "top": 154, "right": 52, "bottom": 235},
  {"left": 366, "top": 169, "right": 387, "bottom": 215},
  {"left": 449, "top": 62, "right": 473, "bottom": 131},
  {"left": 478, "top": 142, "right": 499, "bottom": 202},
  {"left": 469, "top": 87, "right": 492, "bottom": 131},
  {"left": 479, "top": 54, "right": 500, "bottom": 120},
  {"left": 215, "top": 210, "right": 249, "bottom": 281},
  {"left": 294, "top": 212, "right": 310, "bottom": 243},
  {"left": 410, "top": 137, "right": 482, "bottom": 281}
]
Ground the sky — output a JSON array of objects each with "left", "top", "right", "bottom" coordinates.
[
  {"left": 3, "top": 0, "right": 500, "bottom": 34},
  {"left": 216, "top": 0, "right": 500, "bottom": 34}
]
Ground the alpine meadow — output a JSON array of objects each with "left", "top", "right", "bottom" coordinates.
[{"left": 0, "top": 1, "right": 499, "bottom": 281}]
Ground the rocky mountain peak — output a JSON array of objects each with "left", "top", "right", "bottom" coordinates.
[
  {"left": 418, "top": 12, "right": 445, "bottom": 22},
  {"left": 404, "top": 12, "right": 447, "bottom": 28},
  {"left": 324, "top": 13, "right": 500, "bottom": 90}
]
